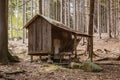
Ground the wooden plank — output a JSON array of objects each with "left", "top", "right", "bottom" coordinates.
[
  {"left": 28, "top": 25, "right": 32, "bottom": 53},
  {"left": 47, "top": 23, "right": 52, "bottom": 53},
  {"left": 44, "top": 20, "right": 47, "bottom": 51},
  {"left": 32, "top": 22, "right": 36, "bottom": 53},
  {"left": 40, "top": 19, "right": 52, "bottom": 53},
  {"left": 45, "top": 21, "right": 48, "bottom": 50},
  {"left": 31, "top": 23, "right": 34, "bottom": 53},
  {"left": 28, "top": 23, "right": 35, "bottom": 54},
  {"left": 41, "top": 17, "right": 43, "bottom": 50},
  {"left": 36, "top": 18, "right": 41, "bottom": 52},
  {"left": 28, "top": 27, "right": 30, "bottom": 53},
  {"left": 35, "top": 18, "right": 38, "bottom": 52},
  {"left": 45, "top": 22, "right": 51, "bottom": 53},
  {"left": 38, "top": 18, "right": 42, "bottom": 51},
  {"left": 42, "top": 19, "right": 46, "bottom": 51}
]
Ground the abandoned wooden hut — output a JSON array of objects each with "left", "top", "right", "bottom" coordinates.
[{"left": 24, "top": 14, "right": 91, "bottom": 61}]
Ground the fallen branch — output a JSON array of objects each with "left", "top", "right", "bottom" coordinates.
[
  {"left": 96, "top": 57, "right": 109, "bottom": 61},
  {"left": 3, "top": 76, "right": 15, "bottom": 80},
  {"left": 0, "top": 73, "right": 15, "bottom": 80},
  {"left": 5, "top": 70, "right": 26, "bottom": 75},
  {"left": 96, "top": 57, "right": 118, "bottom": 61}
]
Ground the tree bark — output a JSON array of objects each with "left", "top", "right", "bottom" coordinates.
[
  {"left": 97, "top": 0, "right": 102, "bottom": 39},
  {"left": 0, "top": 0, "right": 17, "bottom": 64},
  {"left": 88, "top": 0, "right": 95, "bottom": 62},
  {"left": 22, "top": 0, "right": 26, "bottom": 43},
  {"left": 109, "top": 0, "right": 112, "bottom": 38}
]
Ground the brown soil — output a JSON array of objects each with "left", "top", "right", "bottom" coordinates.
[
  {"left": 0, "top": 35, "right": 119, "bottom": 80},
  {"left": 0, "top": 61, "right": 120, "bottom": 80}
]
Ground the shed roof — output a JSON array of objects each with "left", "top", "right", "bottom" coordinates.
[{"left": 24, "top": 14, "right": 92, "bottom": 37}]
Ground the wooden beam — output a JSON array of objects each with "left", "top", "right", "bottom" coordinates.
[{"left": 74, "top": 34, "right": 77, "bottom": 58}]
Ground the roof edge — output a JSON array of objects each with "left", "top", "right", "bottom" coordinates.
[
  {"left": 23, "top": 14, "right": 92, "bottom": 37},
  {"left": 23, "top": 14, "right": 40, "bottom": 28}
]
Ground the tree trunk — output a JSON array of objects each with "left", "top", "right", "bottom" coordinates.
[
  {"left": 106, "top": 0, "right": 110, "bottom": 37},
  {"left": 85, "top": 0, "right": 89, "bottom": 34},
  {"left": 10, "top": 1, "right": 13, "bottom": 40},
  {"left": 23, "top": 0, "right": 26, "bottom": 43},
  {"left": 60, "top": 0, "right": 62, "bottom": 23},
  {"left": 97, "top": 0, "right": 101, "bottom": 39},
  {"left": 88, "top": 0, "right": 95, "bottom": 62},
  {"left": 31, "top": 0, "right": 33, "bottom": 17},
  {"left": 73, "top": 0, "right": 76, "bottom": 30},
  {"left": 109, "top": 0, "right": 112, "bottom": 38},
  {"left": 0, "top": 0, "right": 17, "bottom": 64},
  {"left": 16, "top": 0, "right": 19, "bottom": 40}
]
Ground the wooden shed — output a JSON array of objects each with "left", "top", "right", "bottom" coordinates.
[{"left": 24, "top": 14, "right": 91, "bottom": 61}]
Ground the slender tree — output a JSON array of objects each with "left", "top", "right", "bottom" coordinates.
[
  {"left": 31, "top": 0, "right": 34, "bottom": 17},
  {"left": 39, "top": 0, "right": 42, "bottom": 14},
  {"left": 88, "top": 0, "right": 95, "bottom": 62},
  {"left": 97, "top": 0, "right": 102, "bottom": 39},
  {"left": 9, "top": 0, "right": 13, "bottom": 40},
  {"left": 23, "top": 0, "right": 26, "bottom": 43},
  {"left": 109, "top": 0, "right": 112, "bottom": 38},
  {"left": 16, "top": 0, "right": 19, "bottom": 40}
]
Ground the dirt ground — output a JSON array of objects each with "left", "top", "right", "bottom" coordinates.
[
  {"left": 0, "top": 34, "right": 120, "bottom": 80},
  {"left": 0, "top": 61, "right": 120, "bottom": 80}
]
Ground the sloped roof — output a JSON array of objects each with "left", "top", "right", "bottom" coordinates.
[{"left": 24, "top": 14, "right": 92, "bottom": 37}]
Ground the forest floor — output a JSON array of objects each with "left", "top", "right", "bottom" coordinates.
[{"left": 0, "top": 34, "right": 120, "bottom": 80}]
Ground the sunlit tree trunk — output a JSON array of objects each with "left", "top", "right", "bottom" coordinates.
[
  {"left": 73, "top": 0, "right": 76, "bottom": 30},
  {"left": 16, "top": 0, "right": 19, "bottom": 40},
  {"left": 106, "top": 0, "right": 110, "bottom": 37},
  {"left": 97, "top": 0, "right": 101, "bottom": 39},
  {"left": 9, "top": 0, "right": 13, "bottom": 40},
  {"left": 23, "top": 0, "right": 26, "bottom": 43}
]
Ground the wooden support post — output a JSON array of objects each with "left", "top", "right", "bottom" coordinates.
[
  {"left": 39, "top": 56, "right": 41, "bottom": 60},
  {"left": 69, "top": 54, "right": 72, "bottom": 63},
  {"left": 88, "top": 0, "right": 95, "bottom": 62},
  {"left": 47, "top": 54, "right": 53, "bottom": 64},
  {"left": 30, "top": 55, "right": 33, "bottom": 62},
  {"left": 88, "top": 37, "right": 93, "bottom": 62},
  {"left": 39, "top": 56, "right": 42, "bottom": 62},
  {"left": 74, "top": 35, "right": 77, "bottom": 58},
  {"left": 60, "top": 54, "right": 62, "bottom": 63}
]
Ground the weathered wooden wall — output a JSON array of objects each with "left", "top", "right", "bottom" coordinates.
[{"left": 28, "top": 17, "right": 52, "bottom": 54}]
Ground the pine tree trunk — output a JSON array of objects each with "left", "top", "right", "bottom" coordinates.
[
  {"left": 97, "top": 0, "right": 101, "bottom": 39},
  {"left": 39, "top": 0, "right": 42, "bottom": 14},
  {"left": 109, "top": 0, "right": 112, "bottom": 38},
  {"left": 23, "top": 0, "right": 26, "bottom": 43},
  {"left": 0, "top": 0, "right": 17, "bottom": 64},
  {"left": 16, "top": 0, "right": 19, "bottom": 40},
  {"left": 88, "top": 0, "right": 95, "bottom": 62},
  {"left": 31, "top": 0, "right": 33, "bottom": 17},
  {"left": 73, "top": 0, "right": 76, "bottom": 30},
  {"left": 10, "top": 4, "right": 13, "bottom": 40}
]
